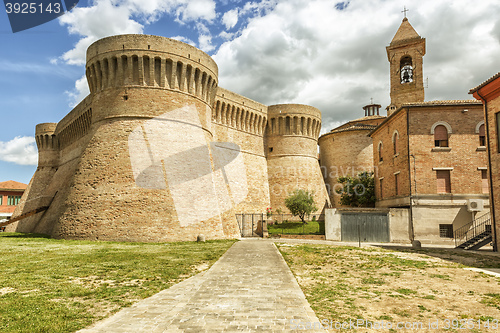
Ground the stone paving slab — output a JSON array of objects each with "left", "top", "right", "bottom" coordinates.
[{"left": 78, "top": 239, "right": 326, "bottom": 332}]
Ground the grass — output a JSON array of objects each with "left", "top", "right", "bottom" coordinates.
[
  {"left": 0, "top": 233, "right": 236, "bottom": 333},
  {"left": 267, "top": 220, "right": 324, "bottom": 235},
  {"left": 277, "top": 244, "right": 500, "bottom": 328}
]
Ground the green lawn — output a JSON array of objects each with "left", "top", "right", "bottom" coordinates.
[
  {"left": 0, "top": 233, "right": 236, "bottom": 333},
  {"left": 268, "top": 220, "right": 325, "bottom": 235}
]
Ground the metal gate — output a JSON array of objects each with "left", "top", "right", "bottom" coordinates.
[
  {"left": 235, "top": 214, "right": 263, "bottom": 237},
  {"left": 341, "top": 213, "right": 390, "bottom": 243}
]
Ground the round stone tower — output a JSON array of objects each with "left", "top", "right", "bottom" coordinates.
[
  {"left": 51, "top": 34, "right": 240, "bottom": 242},
  {"left": 265, "top": 104, "right": 331, "bottom": 214},
  {"left": 35, "top": 123, "right": 59, "bottom": 167},
  {"left": 318, "top": 104, "right": 385, "bottom": 207}
]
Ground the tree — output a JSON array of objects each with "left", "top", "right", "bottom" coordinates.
[
  {"left": 284, "top": 189, "right": 318, "bottom": 223},
  {"left": 336, "top": 172, "right": 375, "bottom": 207}
]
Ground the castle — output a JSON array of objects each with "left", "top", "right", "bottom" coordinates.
[
  {"left": 8, "top": 17, "right": 493, "bottom": 245},
  {"left": 6, "top": 34, "right": 330, "bottom": 242}
]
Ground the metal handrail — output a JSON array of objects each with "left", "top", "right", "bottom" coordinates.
[{"left": 454, "top": 212, "right": 491, "bottom": 247}]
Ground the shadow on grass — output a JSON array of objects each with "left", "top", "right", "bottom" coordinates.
[
  {"left": 372, "top": 244, "right": 500, "bottom": 269},
  {"left": 0, "top": 232, "right": 51, "bottom": 239}
]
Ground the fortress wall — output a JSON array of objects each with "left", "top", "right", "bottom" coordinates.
[
  {"left": 212, "top": 89, "right": 270, "bottom": 213},
  {"left": 212, "top": 124, "right": 271, "bottom": 213},
  {"left": 266, "top": 104, "right": 331, "bottom": 214},
  {"left": 16, "top": 35, "right": 242, "bottom": 242},
  {"left": 53, "top": 87, "right": 239, "bottom": 242},
  {"left": 8, "top": 123, "right": 60, "bottom": 233}
]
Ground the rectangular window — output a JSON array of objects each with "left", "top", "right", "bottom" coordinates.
[
  {"left": 439, "top": 224, "right": 453, "bottom": 238},
  {"left": 0, "top": 196, "right": 2, "bottom": 205},
  {"left": 380, "top": 179, "right": 384, "bottom": 199},
  {"left": 436, "top": 170, "right": 451, "bottom": 193},
  {"left": 7, "top": 196, "right": 21, "bottom": 206},
  {"left": 395, "top": 174, "right": 399, "bottom": 196},
  {"left": 482, "top": 169, "right": 489, "bottom": 194}
]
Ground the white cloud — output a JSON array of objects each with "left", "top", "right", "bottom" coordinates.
[
  {"left": 213, "top": 0, "right": 500, "bottom": 128},
  {"left": 222, "top": 9, "right": 239, "bottom": 29},
  {"left": 57, "top": 0, "right": 217, "bottom": 66},
  {"left": 0, "top": 137, "right": 38, "bottom": 166},
  {"left": 66, "top": 75, "right": 90, "bottom": 108},
  {"left": 199, "top": 34, "right": 215, "bottom": 52}
]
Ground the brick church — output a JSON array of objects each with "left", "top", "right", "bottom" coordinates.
[{"left": 320, "top": 17, "right": 490, "bottom": 245}]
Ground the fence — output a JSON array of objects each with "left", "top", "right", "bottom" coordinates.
[
  {"left": 235, "top": 214, "right": 265, "bottom": 237},
  {"left": 236, "top": 213, "right": 325, "bottom": 237}
]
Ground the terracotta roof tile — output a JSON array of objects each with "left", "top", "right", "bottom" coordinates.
[
  {"left": 402, "top": 100, "right": 482, "bottom": 107},
  {"left": 0, "top": 180, "right": 28, "bottom": 191},
  {"left": 331, "top": 124, "right": 378, "bottom": 134},
  {"left": 469, "top": 72, "right": 500, "bottom": 94}
]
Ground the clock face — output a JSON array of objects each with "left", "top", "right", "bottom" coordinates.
[{"left": 400, "top": 65, "right": 413, "bottom": 83}]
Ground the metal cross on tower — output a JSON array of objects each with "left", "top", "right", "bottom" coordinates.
[{"left": 402, "top": 6, "right": 409, "bottom": 18}]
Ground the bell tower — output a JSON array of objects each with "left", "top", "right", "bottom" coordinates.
[{"left": 386, "top": 17, "right": 425, "bottom": 115}]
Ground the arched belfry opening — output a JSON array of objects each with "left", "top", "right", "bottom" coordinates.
[{"left": 400, "top": 55, "right": 413, "bottom": 84}]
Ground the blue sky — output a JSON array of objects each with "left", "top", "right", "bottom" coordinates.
[{"left": 0, "top": 0, "right": 499, "bottom": 184}]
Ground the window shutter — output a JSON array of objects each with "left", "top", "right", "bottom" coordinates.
[
  {"left": 436, "top": 170, "right": 451, "bottom": 193},
  {"left": 479, "top": 124, "right": 485, "bottom": 137},
  {"left": 434, "top": 125, "right": 448, "bottom": 141},
  {"left": 482, "top": 170, "right": 489, "bottom": 194}
]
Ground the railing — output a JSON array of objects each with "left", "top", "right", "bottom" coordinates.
[{"left": 454, "top": 212, "right": 491, "bottom": 247}]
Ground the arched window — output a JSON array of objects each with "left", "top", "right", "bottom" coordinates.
[
  {"left": 478, "top": 124, "right": 486, "bottom": 146},
  {"left": 393, "top": 131, "right": 399, "bottom": 155},
  {"left": 434, "top": 125, "right": 449, "bottom": 147},
  {"left": 378, "top": 142, "right": 383, "bottom": 162},
  {"left": 400, "top": 56, "right": 413, "bottom": 84}
]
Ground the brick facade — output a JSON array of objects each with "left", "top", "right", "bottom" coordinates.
[{"left": 470, "top": 72, "right": 500, "bottom": 251}]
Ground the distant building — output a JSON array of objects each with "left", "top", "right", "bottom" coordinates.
[{"left": 0, "top": 180, "right": 27, "bottom": 229}]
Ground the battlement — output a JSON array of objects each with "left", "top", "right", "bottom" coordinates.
[
  {"left": 86, "top": 34, "right": 218, "bottom": 106},
  {"left": 35, "top": 123, "right": 58, "bottom": 150},
  {"left": 213, "top": 88, "right": 268, "bottom": 136},
  {"left": 54, "top": 95, "right": 93, "bottom": 150},
  {"left": 267, "top": 104, "right": 321, "bottom": 139}
]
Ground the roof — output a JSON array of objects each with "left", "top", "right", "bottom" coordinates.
[
  {"left": 401, "top": 100, "right": 482, "bottom": 107},
  {"left": 0, "top": 180, "right": 28, "bottom": 191},
  {"left": 390, "top": 18, "right": 421, "bottom": 45},
  {"left": 469, "top": 72, "right": 500, "bottom": 94},
  {"left": 331, "top": 123, "right": 378, "bottom": 134},
  {"left": 369, "top": 99, "right": 482, "bottom": 137}
]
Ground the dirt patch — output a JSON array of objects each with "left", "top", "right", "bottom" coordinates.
[{"left": 279, "top": 244, "right": 500, "bottom": 332}]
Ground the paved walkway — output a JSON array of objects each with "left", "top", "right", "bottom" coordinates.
[{"left": 78, "top": 239, "right": 325, "bottom": 332}]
